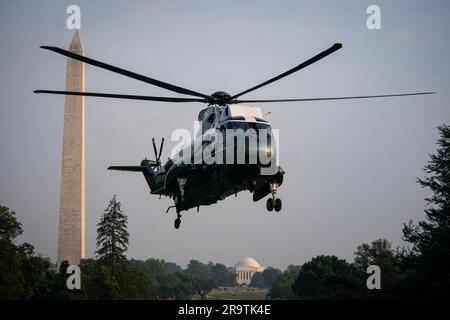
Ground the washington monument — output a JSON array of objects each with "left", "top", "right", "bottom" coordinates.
[{"left": 57, "top": 31, "right": 85, "bottom": 266}]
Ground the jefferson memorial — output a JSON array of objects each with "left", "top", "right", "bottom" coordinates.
[{"left": 235, "top": 257, "right": 264, "bottom": 285}]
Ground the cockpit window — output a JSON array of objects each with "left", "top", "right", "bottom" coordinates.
[{"left": 224, "top": 121, "right": 271, "bottom": 131}]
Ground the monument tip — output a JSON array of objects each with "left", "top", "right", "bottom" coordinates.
[{"left": 69, "top": 30, "right": 84, "bottom": 54}]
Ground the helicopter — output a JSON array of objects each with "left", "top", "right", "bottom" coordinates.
[{"left": 35, "top": 42, "right": 434, "bottom": 229}]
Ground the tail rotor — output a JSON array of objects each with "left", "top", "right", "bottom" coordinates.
[{"left": 151, "top": 137, "right": 165, "bottom": 167}]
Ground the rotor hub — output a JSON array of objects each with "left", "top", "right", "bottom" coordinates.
[{"left": 210, "top": 91, "right": 231, "bottom": 105}]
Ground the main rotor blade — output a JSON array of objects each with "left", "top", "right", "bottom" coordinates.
[
  {"left": 40, "top": 46, "right": 211, "bottom": 100},
  {"left": 34, "top": 90, "right": 207, "bottom": 103},
  {"left": 108, "top": 166, "right": 146, "bottom": 172},
  {"left": 230, "top": 43, "right": 343, "bottom": 100},
  {"left": 234, "top": 92, "right": 435, "bottom": 103}
]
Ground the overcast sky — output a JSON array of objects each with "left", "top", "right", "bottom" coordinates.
[{"left": 0, "top": 0, "right": 449, "bottom": 269}]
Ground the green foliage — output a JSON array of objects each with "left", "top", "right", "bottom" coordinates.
[
  {"left": 0, "top": 205, "right": 23, "bottom": 241},
  {"left": 194, "top": 277, "right": 216, "bottom": 300},
  {"left": 401, "top": 124, "right": 450, "bottom": 298},
  {"left": 185, "top": 260, "right": 218, "bottom": 299},
  {"left": 80, "top": 259, "right": 120, "bottom": 299},
  {"left": 269, "top": 265, "right": 301, "bottom": 299},
  {"left": 292, "top": 255, "right": 363, "bottom": 299},
  {"left": 212, "top": 263, "right": 237, "bottom": 287},
  {"left": 166, "top": 262, "right": 182, "bottom": 274},
  {"left": 0, "top": 240, "right": 32, "bottom": 299},
  {"left": 186, "top": 259, "right": 213, "bottom": 279},
  {"left": 96, "top": 196, "right": 129, "bottom": 274},
  {"left": 249, "top": 272, "right": 265, "bottom": 288},
  {"left": 127, "top": 258, "right": 194, "bottom": 299},
  {"left": 120, "top": 260, "right": 160, "bottom": 299},
  {"left": 354, "top": 239, "right": 396, "bottom": 271},
  {"left": 353, "top": 239, "right": 404, "bottom": 298},
  {"left": 167, "top": 272, "right": 195, "bottom": 299},
  {"left": 262, "top": 267, "right": 282, "bottom": 288},
  {"left": 0, "top": 205, "right": 53, "bottom": 299},
  {"left": 40, "top": 260, "right": 82, "bottom": 299},
  {"left": 249, "top": 267, "right": 282, "bottom": 288},
  {"left": 183, "top": 259, "right": 237, "bottom": 298}
]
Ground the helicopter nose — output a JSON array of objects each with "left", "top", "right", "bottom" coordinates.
[{"left": 243, "top": 137, "right": 276, "bottom": 166}]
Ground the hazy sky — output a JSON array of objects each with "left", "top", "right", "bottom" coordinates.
[{"left": 0, "top": 0, "right": 449, "bottom": 269}]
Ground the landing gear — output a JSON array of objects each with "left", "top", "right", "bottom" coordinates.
[
  {"left": 266, "top": 182, "right": 282, "bottom": 212},
  {"left": 173, "top": 192, "right": 182, "bottom": 229},
  {"left": 174, "top": 217, "right": 181, "bottom": 229},
  {"left": 177, "top": 177, "right": 187, "bottom": 202},
  {"left": 172, "top": 179, "right": 188, "bottom": 229},
  {"left": 266, "top": 198, "right": 274, "bottom": 211},
  {"left": 274, "top": 198, "right": 282, "bottom": 212}
]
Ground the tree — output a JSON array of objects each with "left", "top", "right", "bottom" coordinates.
[
  {"left": 292, "top": 255, "right": 363, "bottom": 299},
  {"left": 354, "top": 239, "right": 403, "bottom": 298},
  {"left": 211, "top": 263, "right": 237, "bottom": 287},
  {"left": 269, "top": 265, "right": 301, "bottom": 299},
  {"left": 0, "top": 206, "right": 22, "bottom": 241},
  {"left": 250, "top": 267, "right": 282, "bottom": 288},
  {"left": 0, "top": 239, "right": 30, "bottom": 299},
  {"left": 354, "top": 239, "right": 395, "bottom": 270},
  {"left": 80, "top": 259, "right": 120, "bottom": 299},
  {"left": 249, "top": 272, "right": 265, "bottom": 288},
  {"left": 116, "top": 262, "right": 157, "bottom": 299},
  {"left": 262, "top": 267, "right": 282, "bottom": 288},
  {"left": 0, "top": 205, "right": 52, "bottom": 299},
  {"left": 127, "top": 258, "right": 196, "bottom": 299},
  {"left": 185, "top": 260, "right": 213, "bottom": 279},
  {"left": 166, "top": 262, "right": 182, "bottom": 274},
  {"left": 194, "top": 277, "right": 216, "bottom": 300},
  {"left": 402, "top": 124, "right": 450, "bottom": 298},
  {"left": 185, "top": 260, "right": 217, "bottom": 299},
  {"left": 126, "top": 259, "right": 161, "bottom": 299},
  {"left": 160, "top": 272, "right": 195, "bottom": 299},
  {"left": 42, "top": 260, "right": 82, "bottom": 300},
  {"left": 96, "top": 196, "right": 129, "bottom": 275}
]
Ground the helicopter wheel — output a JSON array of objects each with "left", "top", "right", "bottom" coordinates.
[
  {"left": 266, "top": 198, "right": 274, "bottom": 211},
  {"left": 274, "top": 198, "right": 282, "bottom": 212},
  {"left": 174, "top": 217, "right": 181, "bottom": 229}
]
